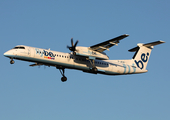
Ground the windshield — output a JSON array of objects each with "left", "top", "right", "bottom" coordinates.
[{"left": 13, "top": 46, "right": 25, "bottom": 49}]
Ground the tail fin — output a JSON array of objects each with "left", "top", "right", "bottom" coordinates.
[{"left": 129, "top": 41, "right": 165, "bottom": 70}]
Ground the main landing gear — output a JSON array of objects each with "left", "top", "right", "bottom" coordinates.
[
  {"left": 58, "top": 68, "right": 67, "bottom": 82},
  {"left": 10, "top": 59, "right": 15, "bottom": 64},
  {"left": 86, "top": 58, "right": 98, "bottom": 73}
]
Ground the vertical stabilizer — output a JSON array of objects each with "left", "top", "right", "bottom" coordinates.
[{"left": 128, "top": 41, "right": 165, "bottom": 70}]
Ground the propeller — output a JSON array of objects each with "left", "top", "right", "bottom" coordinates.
[{"left": 67, "top": 38, "right": 79, "bottom": 52}]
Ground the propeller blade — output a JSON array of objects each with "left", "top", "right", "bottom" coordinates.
[
  {"left": 67, "top": 38, "right": 79, "bottom": 52},
  {"left": 74, "top": 40, "right": 79, "bottom": 47},
  {"left": 71, "top": 38, "right": 74, "bottom": 47},
  {"left": 67, "top": 45, "right": 70, "bottom": 49}
]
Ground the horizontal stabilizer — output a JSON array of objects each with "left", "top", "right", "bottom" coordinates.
[
  {"left": 143, "top": 40, "right": 165, "bottom": 47},
  {"left": 128, "top": 40, "right": 165, "bottom": 52},
  {"left": 29, "top": 63, "right": 43, "bottom": 67}
]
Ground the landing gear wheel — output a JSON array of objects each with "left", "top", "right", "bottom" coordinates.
[
  {"left": 61, "top": 76, "right": 67, "bottom": 82},
  {"left": 10, "top": 60, "right": 14, "bottom": 64},
  {"left": 58, "top": 68, "right": 67, "bottom": 82},
  {"left": 92, "top": 67, "right": 97, "bottom": 73}
]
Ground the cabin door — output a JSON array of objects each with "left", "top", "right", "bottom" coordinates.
[{"left": 28, "top": 47, "right": 34, "bottom": 57}]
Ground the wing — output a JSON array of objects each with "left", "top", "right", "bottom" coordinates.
[{"left": 89, "top": 34, "right": 129, "bottom": 52}]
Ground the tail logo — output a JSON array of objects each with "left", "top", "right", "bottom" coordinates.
[{"left": 135, "top": 53, "right": 149, "bottom": 69}]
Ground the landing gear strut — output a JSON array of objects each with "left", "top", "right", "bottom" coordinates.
[
  {"left": 10, "top": 59, "right": 14, "bottom": 64},
  {"left": 59, "top": 68, "right": 67, "bottom": 82},
  {"left": 86, "top": 58, "right": 98, "bottom": 73}
]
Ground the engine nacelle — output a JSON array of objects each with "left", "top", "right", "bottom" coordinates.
[{"left": 74, "top": 46, "right": 109, "bottom": 60}]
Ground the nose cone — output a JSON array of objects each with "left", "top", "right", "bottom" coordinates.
[
  {"left": 4, "top": 51, "right": 8, "bottom": 56},
  {"left": 4, "top": 50, "right": 13, "bottom": 57}
]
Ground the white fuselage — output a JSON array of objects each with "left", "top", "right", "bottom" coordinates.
[{"left": 4, "top": 45, "right": 146, "bottom": 75}]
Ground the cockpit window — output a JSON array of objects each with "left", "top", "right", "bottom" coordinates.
[{"left": 13, "top": 46, "right": 25, "bottom": 49}]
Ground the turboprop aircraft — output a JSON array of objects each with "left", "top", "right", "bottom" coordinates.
[{"left": 4, "top": 34, "right": 165, "bottom": 82}]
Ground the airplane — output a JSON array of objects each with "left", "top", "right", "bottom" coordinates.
[{"left": 4, "top": 34, "right": 165, "bottom": 82}]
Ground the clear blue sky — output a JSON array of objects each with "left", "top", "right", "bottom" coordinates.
[{"left": 0, "top": 0, "right": 169, "bottom": 120}]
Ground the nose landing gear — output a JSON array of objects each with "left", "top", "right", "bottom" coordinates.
[{"left": 10, "top": 59, "right": 15, "bottom": 64}]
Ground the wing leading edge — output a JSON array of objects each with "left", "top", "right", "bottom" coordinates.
[{"left": 89, "top": 34, "right": 129, "bottom": 52}]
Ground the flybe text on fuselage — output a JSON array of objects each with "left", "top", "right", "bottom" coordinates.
[{"left": 35, "top": 49, "right": 56, "bottom": 60}]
